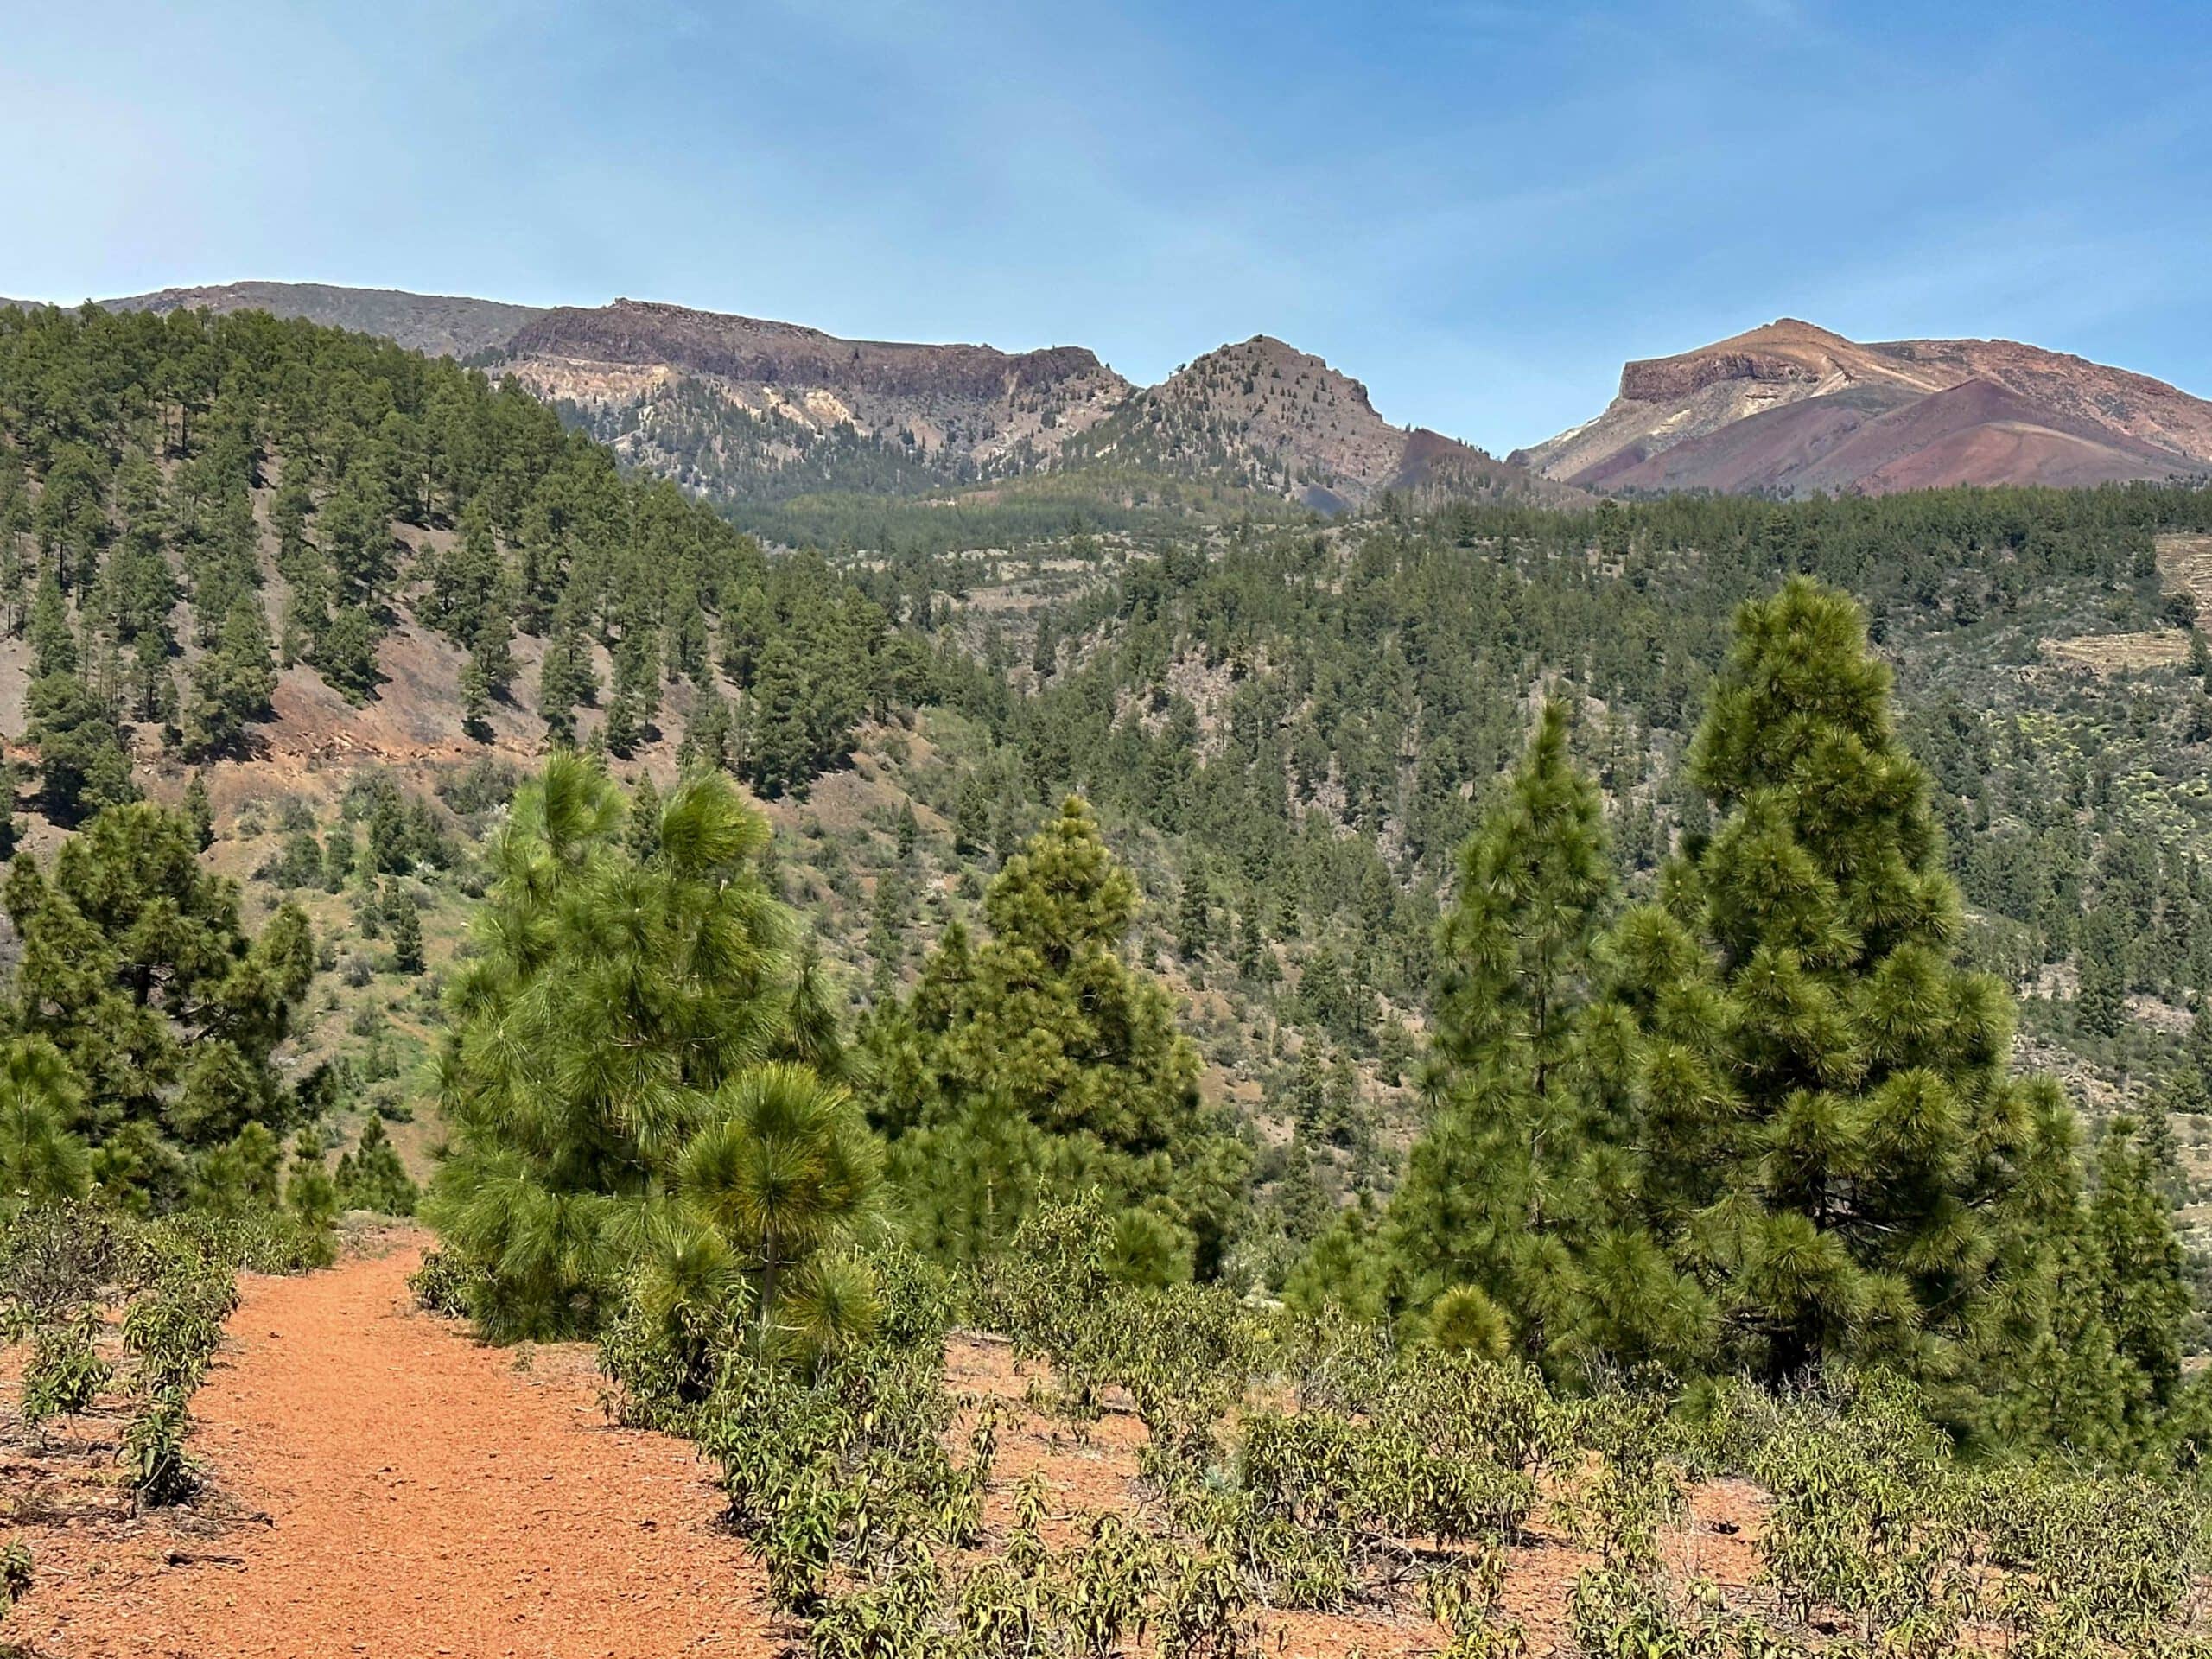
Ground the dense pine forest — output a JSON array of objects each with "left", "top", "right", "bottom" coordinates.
[{"left": 8, "top": 300, "right": 2212, "bottom": 1654}]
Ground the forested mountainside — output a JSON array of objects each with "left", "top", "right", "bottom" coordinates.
[
  {"left": 48, "top": 286, "right": 1567, "bottom": 533},
  {"left": 0, "top": 300, "right": 2206, "bottom": 1271},
  {"left": 9, "top": 300, "right": 2212, "bottom": 1653},
  {"left": 5, "top": 298, "right": 2212, "bottom": 1283}
]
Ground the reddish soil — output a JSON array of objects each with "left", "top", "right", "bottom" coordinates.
[
  {"left": 7, "top": 1239, "right": 1770, "bottom": 1659},
  {"left": 9, "top": 1235, "right": 772, "bottom": 1659},
  {"left": 938, "top": 1329, "right": 1768, "bottom": 1659}
]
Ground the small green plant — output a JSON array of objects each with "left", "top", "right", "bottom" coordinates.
[
  {"left": 0, "top": 1539, "right": 31, "bottom": 1615},
  {"left": 21, "top": 1303, "right": 112, "bottom": 1427},
  {"left": 122, "top": 1389, "right": 197, "bottom": 1509},
  {"left": 408, "top": 1249, "right": 480, "bottom": 1319}
]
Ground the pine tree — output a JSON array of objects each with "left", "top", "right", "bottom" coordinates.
[
  {"left": 626, "top": 772, "right": 663, "bottom": 865},
  {"left": 323, "top": 822, "right": 354, "bottom": 892},
  {"left": 870, "top": 798, "right": 1237, "bottom": 1276},
  {"left": 537, "top": 607, "right": 594, "bottom": 745},
  {"left": 673, "top": 1064, "right": 877, "bottom": 1344},
  {"left": 316, "top": 607, "right": 381, "bottom": 704},
  {"left": 612, "top": 625, "right": 660, "bottom": 736},
  {"left": 1235, "top": 908, "right": 1274, "bottom": 983},
  {"left": 1384, "top": 700, "right": 1616, "bottom": 1367},
  {"left": 1175, "top": 868, "right": 1213, "bottom": 962},
  {"left": 181, "top": 595, "right": 276, "bottom": 758},
  {"left": 278, "top": 542, "right": 332, "bottom": 666},
  {"left": 2088, "top": 1114, "right": 2189, "bottom": 1418},
  {"left": 183, "top": 771, "right": 215, "bottom": 850},
  {"left": 719, "top": 583, "right": 771, "bottom": 689},
  {"left": 1592, "top": 579, "right": 2078, "bottom": 1406},
  {"left": 189, "top": 1121, "right": 283, "bottom": 1215},
  {"left": 1443, "top": 700, "right": 1610, "bottom": 1088},
  {"left": 316, "top": 483, "right": 391, "bottom": 605},
  {"left": 0, "top": 1036, "right": 92, "bottom": 1216},
  {"left": 286, "top": 1129, "right": 340, "bottom": 1230},
  {"left": 430, "top": 504, "right": 501, "bottom": 642},
  {"left": 603, "top": 687, "right": 641, "bottom": 759},
  {"left": 334, "top": 1113, "right": 420, "bottom": 1216},
  {"left": 953, "top": 774, "right": 991, "bottom": 859},
  {"left": 28, "top": 570, "right": 76, "bottom": 677},
  {"left": 2075, "top": 910, "right": 2130, "bottom": 1039},
  {"left": 1287, "top": 1044, "right": 1334, "bottom": 1142},
  {"left": 1283, "top": 1196, "right": 1394, "bottom": 1323},
  {"left": 460, "top": 655, "right": 493, "bottom": 741},
  {"left": 424, "top": 757, "right": 869, "bottom": 1342},
  {"left": 742, "top": 636, "right": 814, "bottom": 798},
  {"left": 867, "top": 869, "right": 910, "bottom": 1003},
  {"left": 5, "top": 802, "right": 312, "bottom": 1149},
  {"left": 26, "top": 672, "right": 136, "bottom": 820},
  {"left": 385, "top": 882, "right": 424, "bottom": 975}
]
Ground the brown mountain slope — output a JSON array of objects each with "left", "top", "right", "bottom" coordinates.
[
  {"left": 1516, "top": 319, "right": 2212, "bottom": 495},
  {"left": 1591, "top": 378, "right": 2184, "bottom": 497},
  {"left": 1815, "top": 378, "right": 2188, "bottom": 494},
  {"left": 1061, "top": 335, "right": 1574, "bottom": 510},
  {"left": 1877, "top": 334, "right": 2212, "bottom": 462},
  {"left": 101, "top": 281, "right": 546, "bottom": 358},
  {"left": 499, "top": 297, "right": 1133, "bottom": 486}
]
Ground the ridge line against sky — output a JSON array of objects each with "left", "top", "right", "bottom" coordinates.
[{"left": 4, "top": 0, "right": 2209, "bottom": 452}]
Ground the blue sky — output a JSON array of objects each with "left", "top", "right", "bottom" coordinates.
[{"left": 4, "top": 1, "right": 2209, "bottom": 451}]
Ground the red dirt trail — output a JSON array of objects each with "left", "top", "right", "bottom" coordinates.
[
  {"left": 12, "top": 1236, "right": 773, "bottom": 1659},
  {"left": 9, "top": 1236, "right": 1766, "bottom": 1659}
]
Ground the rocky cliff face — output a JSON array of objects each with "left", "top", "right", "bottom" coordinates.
[
  {"left": 496, "top": 299, "right": 1135, "bottom": 501},
  {"left": 505, "top": 301, "right": 1126, "bottom": 416},
  {"left": 1618, "top": 346, "right": 1828, "bottom": 403},
  {"left": 1517, "top": 319, "right": 2212, "bottom": 495},
  {"left": 494, "top": 309, "right": 1573, "bottom": 510}
]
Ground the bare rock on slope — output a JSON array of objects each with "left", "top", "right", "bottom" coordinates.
[
  {"left": 500, "top": 297, "right": 1133, "bottom": 476},
  {"left": 1516, "top": 318, "right": 2212, "bottom": 496},
  {"left": 1062, "top": 334, "right": 1576, "bottom": 510}
]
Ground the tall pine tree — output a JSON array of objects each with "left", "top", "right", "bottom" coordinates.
[
  {"left": 424, "top": 756, "right": 874, "bottom": 1343},
  {"left": 1386, "top": 700, "right": 1621, "bottom": 1366},
  {"left": 1591, "top": 578, "right": 2077, "bottom": 1408},
  {"left": 869, "top": 798, "right": 1242, "bottom": 1277}
]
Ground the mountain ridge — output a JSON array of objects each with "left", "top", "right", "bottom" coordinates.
[
  {"left": 13, "top": 281, "right": 2208, "bottom": 505},
  {"left": 99, "top": 280, "right": 547, "bottom": 359},
  {"left": 1516, "top": 318, "right": 2212, "bottom": 495},
  {"left": 1054, "top": 333, "right": 1570, "bottom": 510},
  {"left": 499, "top": 296, "right": 1138, "bottom": 499},
  {"left": 8, "top": 281, "right": 1570, "bottom": 512}
]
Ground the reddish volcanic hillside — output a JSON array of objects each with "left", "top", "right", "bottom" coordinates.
[{"left": 1516, "top": 319, "right": 2212, "bottom": 495}]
